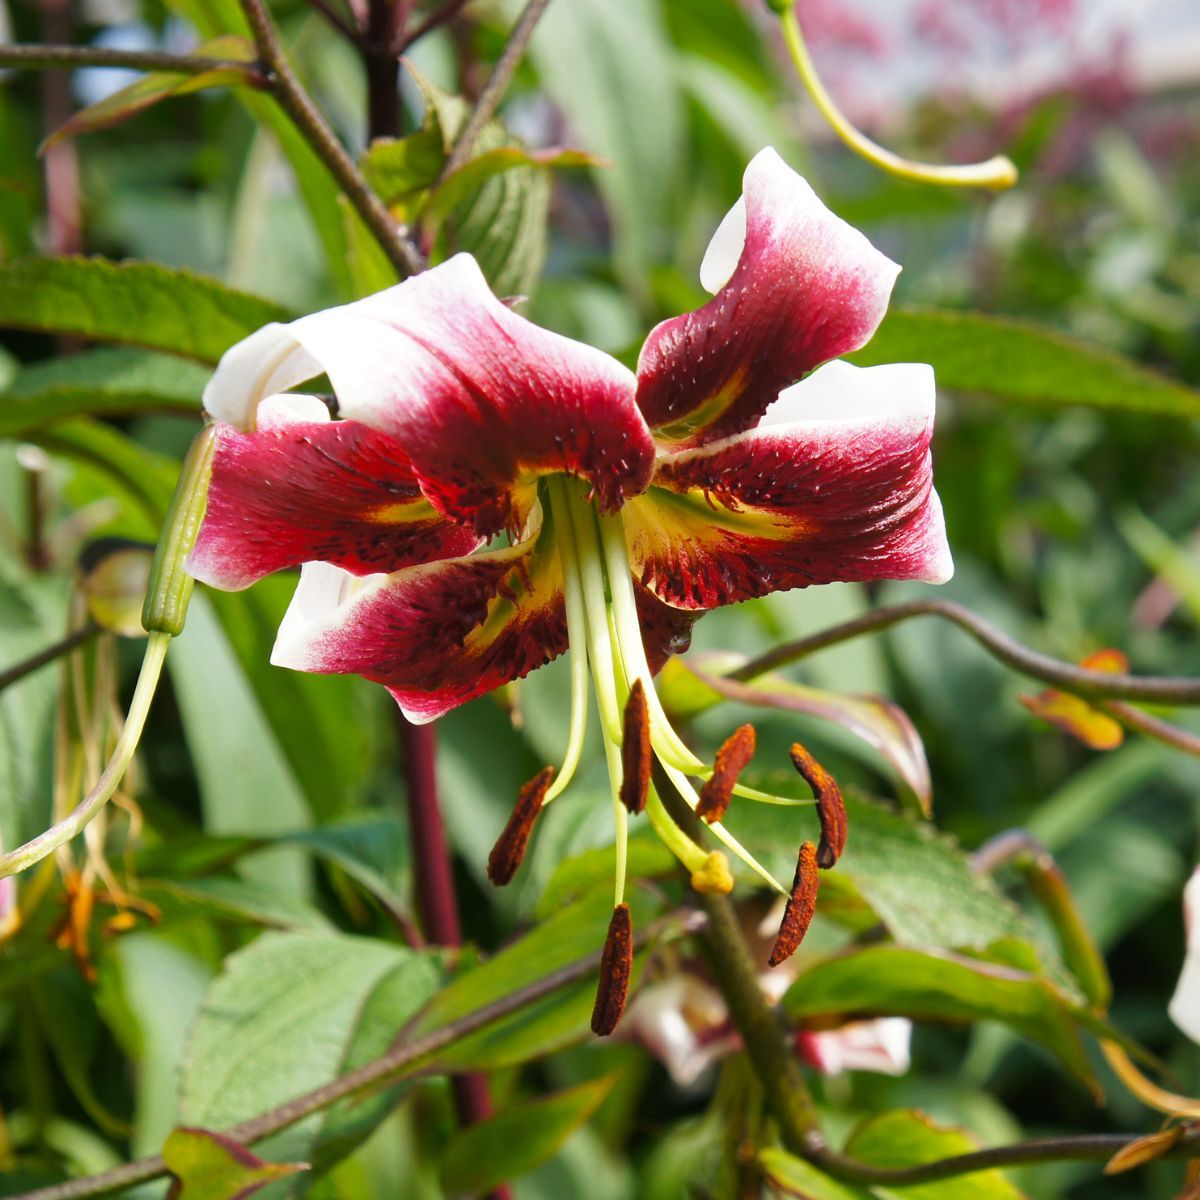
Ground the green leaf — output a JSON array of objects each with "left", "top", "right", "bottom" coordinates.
[
  {"left": 842, "top": 1110, "right": 1026, "bottom": 1200},
  {"left": 528, "top": 0, "right": 684, "bottom": 293},
  {"left": 440, "top": 1077, "right": 616, "bottom": 1196},
  {"left": 756, "top": 1147, "right": 874, "bottom": 1200},
  {"left": 167, "top": 593, "right": 313, "bottom": 896},
  {"left": 180, "top": 932, "right": 442, "bottom": 1168},
  {"left": 43, "top": 36, "right": 256, "bottom": 150},
  {"left": 734, "top": 795, "right": 1058, "bottom": 968},
  {"left": 362, "top": 67, "right": 554, "bottom": 296},
  {"left": 206, "top": 579, "right": 379, "bottom": 824},
  {"left": 426, "top": 146, "right": 601, "bottom": 224},
  {"left": 138, "top": 876, "right": 333, "bottom": 932},
  {"left": 850, "top": 309, "right": 1200, "bottom": 418},
  {"left": 0, "top": 348, "right": 206, "bottom": 438},
  {"left": 410, "top": 888, "right": 661, "bottom": 1071},
  {"left": 782, "top": 943, "right": 1095, "bottom": 1089},
  {"left": 0, "top": 257, "right": 289, "bottom": 363},
  {"left": 535, "top": 832, "right": 675, "bottom": 919},
  {"left": 162, "top": 1127, "right": 306, "bottom": 1200},
  {"left": 285, "top": 814, "right": 411, "bottom": 921}
]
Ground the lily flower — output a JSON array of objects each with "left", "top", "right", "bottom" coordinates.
[{"left": 187, "top": 148, "right": 951, "bottom": 1030}]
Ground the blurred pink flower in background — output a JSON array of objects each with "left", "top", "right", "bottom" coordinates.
[{"left": 1170, "top": 868, "right": 1200, "bottom": 1044}]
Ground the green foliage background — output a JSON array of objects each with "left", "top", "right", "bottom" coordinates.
[{"left": 1, "top": 0, "right": 1199, "bottom": 1196}]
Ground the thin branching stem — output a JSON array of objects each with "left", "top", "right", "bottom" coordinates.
[
  {"left": 237, "top": 0, "right": 424, "bottom": 277},
  {"left": 396, "top": 0, "right": 473, "bottom": 52},
  {"left": 308, "top": 0, "right": 363, "bottom": 44},
  {"left": 0, "top": 624, "right": 97, "bottom": 694},
  {"left": 439, "top": 0, "right": 552, "bottom": 179},
  {"left": 0, "top": 44, "right": 267, "bottom": 79},
  {"left": 731, "top": 598, "right": 1200, "bottom": 705}
]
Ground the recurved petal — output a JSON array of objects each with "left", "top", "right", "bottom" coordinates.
[
  {"left": 203, "top": 255, "right": 654, "bottom": 538},
  {"left": 635, "top": 147, "right": 900, "bottom": 446},
  {"left": 188, "top": 394, "right": 480, "bottom": 591},
  {"left": 269, "top": 514, "right": 567, "bottom": 724},
  {"left": 626, "top": 361, "right": 952, "bottom": 611}
]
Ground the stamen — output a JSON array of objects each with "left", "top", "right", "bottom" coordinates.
[
  {"left": 620, "top": 680, "right": 651, "bottom": 815},
  {"left": 487, "top": 766, "right": 554, "bottom": 886},
  {"left": 697, "top": 724, "right": 756, "bottom": 823},
  {"left": 789, "top": 743, "right": 847, "bottom": 868},
  {"left": 769, "top": 841, "right": 819, "bottom": 967},
  {"left": 690, "top": 851, "right": 734, "bottom": 895},
  {"left": 591, "top": 902, "right": 634, "bottom": 1036}
]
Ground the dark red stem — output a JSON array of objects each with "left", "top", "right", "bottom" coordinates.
[{"left": 369, "top": 9, "right": 505, "bottom": 1184}]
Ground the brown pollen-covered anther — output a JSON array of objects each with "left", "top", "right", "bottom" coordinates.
[
  {"left": 769, "top": 841, "right": 819, "bottom": 967},
  {"left": 591, "top": 902, "right": 634, "bottom": 1036},
  {"left": 697, "top": 723, "right": 756, "bottom": 823},
  {"left": 620, "top": 680, "right": 652, "bottom": 814},
  {"left": 487, "top": 765, "right": 555, "bottom": 886},
  {"left": 789, "top": 742, "right": 847, "bottom": 868}
]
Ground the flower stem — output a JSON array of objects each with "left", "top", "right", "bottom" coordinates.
[{"left": 775, "top": 4, "right": 1017, "bottom": 190}]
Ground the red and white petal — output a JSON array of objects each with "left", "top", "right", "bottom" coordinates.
[
  {"left": 636, "top": 580, "right": 699, "bottom": 673},
  {"left": 187, "top": 394, "right": 480, "bottom": 591},
  {"left": 203, "top": 255, "right": 654, "bottom": 538},
  {"left": 626, "top": 361, "right": 953, "bottom": 611},
  {"left": 269, "top": 526, "right": 567, "bottom": 724},
  {"left": 636, "top": 147, "right": 900, "bottom": 446}
]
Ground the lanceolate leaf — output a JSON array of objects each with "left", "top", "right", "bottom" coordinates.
[
  {"left": 0, "top": 257, "right": 289, "bottom": 363},
  {"left": 0, "top": 348, "right": 206, "bottom": 438},
  {"left": 179, "top": 932, "right": 442, "bottom": 1169},
  {"left": 782, "top": 943, "right": 1096, "bottom": 1090},
  {"left": 439, "top": 1078, "right": 616, "bottom": 1196},
  {"left": 842, "top": 1110, "right": 1026, "bottom": 1200},
  {"left": 410, "top": 888, "right": 663, "bottom": 1071},
  {"left": 850, "top": 308, "right": 1200, "bottom": 418},
  {"left": 162, "top": 1127, "right": 306, "bottom": 1200},
  {"left": 42, "top": 36, "right": 258, "bottom": 150}
]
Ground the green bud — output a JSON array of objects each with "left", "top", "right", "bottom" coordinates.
[
  {"left": 142, "top": 425, "right": 216, "bottom": 637},
  {"left": 79, "top": 538, "right": 155, "bottom": 637}
]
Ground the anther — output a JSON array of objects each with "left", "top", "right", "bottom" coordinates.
[
  {"left": 487, "top": 766, "right": 554, "bottom": 886},
  {"left": 697, "top": 724, "right": 756, "bottom": 823},
  {"left": 620, "top": 680, "right": 651, "bottom": 815},
  {"left": 769, "top": 841, "right": 819, "bottom": 967},
  {"left": 591, "top": 903, "right": 634, "bottom": 1036},
  {"left": 789, "top": 743, "right": 847, "bottom": 868}
]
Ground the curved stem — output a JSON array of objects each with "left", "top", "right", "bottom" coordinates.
[
  {"left": 731, "top": 598, "right": 1200, "bottom": 705},
  {"left": 0, "top": 44, "right": 266, "bottom": 79},
  {"left": 777, "top": 6, "right": 1017, "bottom": 190},
  {"left": 0, "top": 633, "right": 169, "bottom": 879}
]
